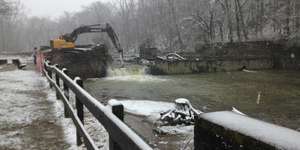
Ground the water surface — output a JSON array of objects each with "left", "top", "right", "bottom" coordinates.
[{"left": 85, "top": 68, "right": 300, "bottom": 149}]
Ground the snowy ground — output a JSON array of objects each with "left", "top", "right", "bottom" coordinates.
[
  {"left": 107, "top": 99, "right": 195, "bottom": 149},
  {"left": 113, "top": 99, "right": 195, "bottom": 135},
  {"left": 0, "top": 65, "right": 77, "bottom": 149}
]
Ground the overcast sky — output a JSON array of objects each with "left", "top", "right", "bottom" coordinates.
[{"left": 22, "top": 0, "right": 108, "bottom": 19}]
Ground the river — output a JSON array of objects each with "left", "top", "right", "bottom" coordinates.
[{"left": 85, "top": 67, "right": 300, "bottom": 149}]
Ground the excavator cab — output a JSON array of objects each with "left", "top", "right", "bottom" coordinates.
[{"left": 50, "top": 38, "right": 75, "bottom": 49}]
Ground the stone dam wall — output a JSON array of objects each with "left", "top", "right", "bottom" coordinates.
[
  {"left": 149, "top": 57, "right": 273, "bottom": 75},
  {"left": 149, "top": 41, "right": 299, "bottom": 75}
]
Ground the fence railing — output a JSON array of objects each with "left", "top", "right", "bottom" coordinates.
[
  {"left": 43, "top": 60, "right": 152, "bottom": 150},
  {"left": 43, "top": 60, "right": 300, "bottom": 150}
]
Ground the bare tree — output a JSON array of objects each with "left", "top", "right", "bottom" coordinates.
[{"left": 1, "top": 0, "right": 300, "bottom": 52}]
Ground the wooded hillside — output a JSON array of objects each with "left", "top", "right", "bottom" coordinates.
[{"left": 1, "top": 0, "right": 299, "bottom": 53}]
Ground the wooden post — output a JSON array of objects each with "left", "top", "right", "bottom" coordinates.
[
  {"left": 194, "top": 116, "right": 201, "bottom": 150},
  {"left": 48, "top": 71, "right": 53, "bottom": 88},
  {"left": 46, "top": 61, "right": 53, "bottom": 88},
  {"left": 109, "top": 100, "right": 124, "bottom": 150},
  {"left": 43, "top": 61, "right": 47, "bottom": 76},
  {"left": 75, "top": 77, "right": 84, "bottom": 146},
  {"left": 62, "top": 68, "right": 70, "bottom": 118},
  {"left": 55, "top": 64, "right": 61, "bottom": 99}
]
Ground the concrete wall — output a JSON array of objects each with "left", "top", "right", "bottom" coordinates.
[
  {"left": 0, "top": 59, "right": 8, "bottom": 65},
  {"left": 194, "top": 111, "right": 300, "bottom": 150},
  {"left": 149, "top": 41, "right": 299, "bottom": 75},
  {"left": 149, "top": 58, "right": 273, "bottom": 75}
]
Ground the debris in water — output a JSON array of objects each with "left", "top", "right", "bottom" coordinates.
[
  {"left": 242, "top": 69, "right": 257, "bottom": 73},
  {"left": 256, "top": 91, "right": 261, "bottom": 104}
]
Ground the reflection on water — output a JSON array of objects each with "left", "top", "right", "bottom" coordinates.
[{"left": 85, "top": 69, "right": 300, "bottom": 149}]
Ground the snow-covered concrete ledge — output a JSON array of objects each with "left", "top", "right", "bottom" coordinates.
[
  {"left": 0, "top": 59, "right": 7, "bottom": 65},
  {"left": 194, "top": 111, "right": 300, "bottom": 150}
]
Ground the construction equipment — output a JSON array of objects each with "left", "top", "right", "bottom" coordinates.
[{"left": 50, "top": 23, "right": 124, "bottom": 66}]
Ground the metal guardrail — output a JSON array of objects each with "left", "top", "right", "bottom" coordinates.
[{"left": 43, "top": 61, "right": 152, "bottom": 150}]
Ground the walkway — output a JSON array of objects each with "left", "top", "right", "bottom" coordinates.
[{"left": 0, "top": 66, "right": 76, "bottom": 150}]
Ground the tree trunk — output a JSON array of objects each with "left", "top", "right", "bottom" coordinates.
[
  {"left": 218, "top": 22, "right": 224, "bottom": 42},
  {"left": 209, "top": 10, "right": 215, "bottom": 42},
  {"left": 234, "top": 0, "right": 241, "bottom": 41},
  {"left": 168, "top": 0, "right": 184, "bottom": 50},
  {"left": 295, "top": 0, "right": 300, "bottom": 32},
  {"left": 0, "top": 19, "right": 5, "bottom": 51},
  {"left": 236, "top": 0, "right": 248, "bottom": 40},
  {"left": 285, "top": 0, "right": 291, "bottom": 37},
  {"left": 224, "top": 0, "right": 233, "bottom": 42},
  {"left": 259, "top": 0, "right": 264, "bottom": 37}
]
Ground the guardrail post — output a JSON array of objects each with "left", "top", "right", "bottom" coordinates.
[
  {"left": 44, "top": 61, "right": 53, "bottom": 88},
  {"left": 194, "top": 116, "right": 201, "bottom": 150},
  {"left": 43, "top": 61, "right": 47, "bottom": 76},
  {"left": 49, "top": 73, "right": 53, "bottom": 88},
  {"left": 62, "top": 68, "right": 70, "bottom": 118},
  {"left": 109, "top": 100, "right": 124, "bottom": 150},
  {"left": 75, "top": 77, "right": 84, "bottom": 146},
  {"left": 55, "top": 64, "right": 61, "bottom": 99}
]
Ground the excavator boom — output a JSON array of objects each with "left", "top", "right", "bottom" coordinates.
[
  {"left": 61, "top": 23, "right": 122, "bottom": 51},
  {"left": 51, "top": 23, "right": 124, "bottom": 66}
]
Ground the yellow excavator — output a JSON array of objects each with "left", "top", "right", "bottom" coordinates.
[{"left": 50, "top": 23, "right": 124, "bottom": 65}]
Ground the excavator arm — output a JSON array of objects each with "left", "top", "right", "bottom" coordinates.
[
  {"left": 53, "top": 23, "right": 124, "bottom": 65},
  {"left": 61, "top": 23, "right": 122, "bottom": 52}
]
